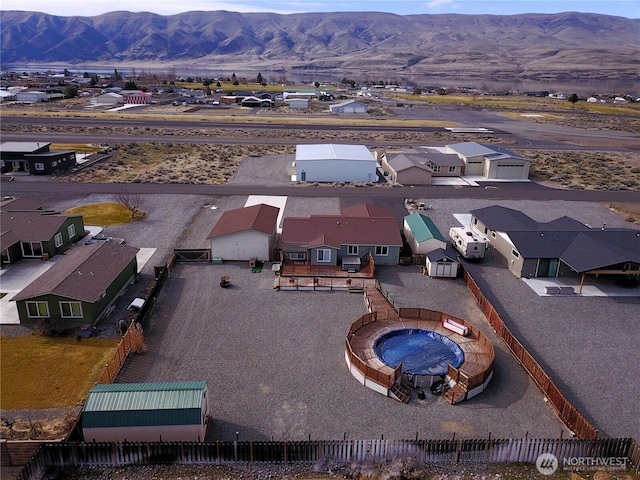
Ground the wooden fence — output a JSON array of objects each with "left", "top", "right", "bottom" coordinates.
[
  {"left": 463, "top": 270, "right": 599, "bottom": 440},
  {"left": 17, "top": 437, "right": 639, "bottom": 479}
]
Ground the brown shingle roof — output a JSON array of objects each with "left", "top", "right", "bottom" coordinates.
[
  {"left": 206, "top": 204, "right": 280, "bottom": 238},
  {"left": 0, "top": 196, "right": 43, "bottom": 212},
  {"left": 0, "top": 211, "right": 81, "bottom": 243},
  {"left": 342, "top": 203, "right": 392, "bottom": 218},
  {"left": 281, "top": 215, "right": 402, "bottom": 247},
  {"left": 12, "top": 242, "right": 139, "bottom": 303}
]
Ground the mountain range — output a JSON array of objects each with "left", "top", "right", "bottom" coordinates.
[{"left": 1, "top": 10, "right": 638, "bottom": 82}]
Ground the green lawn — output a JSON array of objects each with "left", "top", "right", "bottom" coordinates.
[{"left": 1, "top": 334, "right": 118, "bottom": 409}]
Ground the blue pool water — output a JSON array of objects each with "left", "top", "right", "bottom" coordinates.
[{"left": 374, "top": 329, "right": 464, "bottom": 376}]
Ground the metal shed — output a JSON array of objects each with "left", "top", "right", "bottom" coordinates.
[
  {"left": 82, "top": 381, "right": 209, "bottom": 442},
  {"left": 295, "top": 144, "right": 377, "bottom": 182}
]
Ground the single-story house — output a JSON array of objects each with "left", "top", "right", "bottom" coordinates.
[
  {"left": 382, "top": 152, "right": 433, "bottom": 185},
  {"left": 12, "top": 241, "right": 139, "bottom": 326},
  {"left": 329, "top": 100, "right": 367, "bottom": 113},
  {"left": 0, "top": 141, "right": 76, "bottom": 175},
  {"left": 425, "top": 248, "right": 459, "bottom": 278},
  {"left": 95, "top": 92, "right": 124, "bottom": 105},
  {"left": 295, "top": 144, "right": 377, "bottom": 183},
  {"left": 82, "top": 381, "right": 209, "bottom": 442},
  {"left": 444, "top": 142, "right": 530, "bottom": 180},
  {"left": 123, "top": 90, "right": 151, "bottom": 104},
  {"left": 404, "top": 212, "right": 447, "bottom": 254},
  {"left": 280, "top": 204, "right": 402, "bottom": 266},
  {"left": 284, "top": 98, "right": 309, "bottom": 109},
  {"left": 469, "top": 205, "right": 640, "bottom": 281},
  {"left": 380, "top": 149, "right": 464, "bottom": 184},
  {"left": 206, "top": 204, "right": 280, "bottom": 261},
  {"left": 1, "top": 210, "right": 86, "bottom": 265},
  {"left": 419, "top": 148, "right": 465, "bottom": 176}
]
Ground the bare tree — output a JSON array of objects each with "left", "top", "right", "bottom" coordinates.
[{"left": 116, "top": 193, "right": 142, "bottom": 218}]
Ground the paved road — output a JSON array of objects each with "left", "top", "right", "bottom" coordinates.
[{"left": 3, "top": 179, "right": 640, "bottom": 202}]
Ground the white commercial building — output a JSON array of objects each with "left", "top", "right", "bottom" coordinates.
[{"left": 295, "top": 144, "right": 377, "bottom": 182}]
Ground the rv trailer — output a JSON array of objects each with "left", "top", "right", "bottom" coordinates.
[{"left": 449, "top": 227, "right": 488, "bottom": 259}]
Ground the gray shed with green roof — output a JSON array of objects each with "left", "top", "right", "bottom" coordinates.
[
  {"left": 403, "top": 212, "right": 447, "bottom": 255},
  {"left": 82, "top": 381, "right": 209, "bottom": 442}
]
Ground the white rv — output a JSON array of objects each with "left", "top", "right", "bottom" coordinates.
[{"left": 449, "top": 227, "right": 488, "bottom": 259}]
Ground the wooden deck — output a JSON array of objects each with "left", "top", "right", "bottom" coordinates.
[{"left": 347, "top": 288, "right": 495, "bottom": 403}]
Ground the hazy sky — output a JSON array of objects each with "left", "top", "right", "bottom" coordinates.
[{"left": 6, "top": 0, "right": 639, "bottom": 18}]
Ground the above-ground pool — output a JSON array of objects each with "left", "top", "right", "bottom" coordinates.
[{"left": 374, "top": 329, "right": 465, "bottom": 376}]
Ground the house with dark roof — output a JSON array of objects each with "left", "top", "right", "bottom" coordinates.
[
  {"left": 206, "top": 204, "right": 280, "bottom": 261},
  {"left": 82, "top": 381, "right": 209, "bottom": 442},
  {"left": 280, "top": 204, "right": 402, "bottom": 267},
  {"left": 0, "top": 141, "right": 77, "bottom": 175},
  {"left": 0, "top": 210, "right": 86, "bottom": 266},
  {"left": 470, "top": 205, "right": 640, "bottom": 282},
  {"left": 12, "top": 241, "right": 140, "bottom": 326}
]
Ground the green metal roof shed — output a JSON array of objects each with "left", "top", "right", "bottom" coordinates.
[
  {"left": 82, "top": 381, "right": 209, "bottom": 442},
  {"left": 403, "top": 212, "right": 447, "bottom": 255}
]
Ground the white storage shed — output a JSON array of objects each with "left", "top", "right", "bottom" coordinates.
[{"left": 425, "top": 248, "right": 459, "bottom": 278}]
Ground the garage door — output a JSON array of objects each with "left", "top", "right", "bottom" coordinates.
[{"left": 496, "top": 164, "right": 525, "bottom": 179}]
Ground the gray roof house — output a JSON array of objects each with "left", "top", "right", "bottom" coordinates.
[
  {"left": 382, "top": 152, "right": 433, "bottom": 185},
  {"left": 444, "top": 142, "right": 530, "bottom": 180},
  {"left": 0, "top": 210, "right": 86, "bottom": 265},
  {"left": 470, "top": 205, "right": 640, "bottom": 283},
  {"left": 82, "top": 381, "right": 209, "bottom": 442},
  {"left": 12, "top": 241, "right": 140, "bottom": 326}
]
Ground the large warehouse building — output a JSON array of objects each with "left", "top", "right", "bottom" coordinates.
[{"left": 295, "top": 144, "right": 377, "bottom": 182}]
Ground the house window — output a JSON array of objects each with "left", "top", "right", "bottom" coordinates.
[
  {"left": 60, "top": 301, "right": 83, "bottom": 318},
  {"left": 21, "top": 241, "right": 43, "bottom": 257},
  {"left": 448, "top": 166, "right": 457, "bottom": 173},
  {"left": 375, "top": 246, "right": 389, "bottom": 256},
  {"left": 432, "top": 165, "right": 441, "bottom": 173},
  {"left": 54, "top": 233, "right": 63, "bottom": 248},
  {"left": 0, "top": 160, "right": 4, "bottom": 167},
  {"left": 491, "top": 231, "right": 496, "bottom": 238},
  {"left": 317, "top": 249, "right": 331, "bottom": 262},
  {"left": 26, "top": 301, "right": 49, "bottom": 318},
  {"left": 512, "top": 249, "right": 520, "bottom": 258},
  {"left": 35, "top": 163, "right": 45, "bottom": 171},
  {"left": 347, "top": 245, "right": 359, "bottom": 255},
  {"left": 289, "top": 251, "right": 306, "bottom": 261},
  {"left": 68, "top": 224, "right": 76, "bottom": 239}
]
